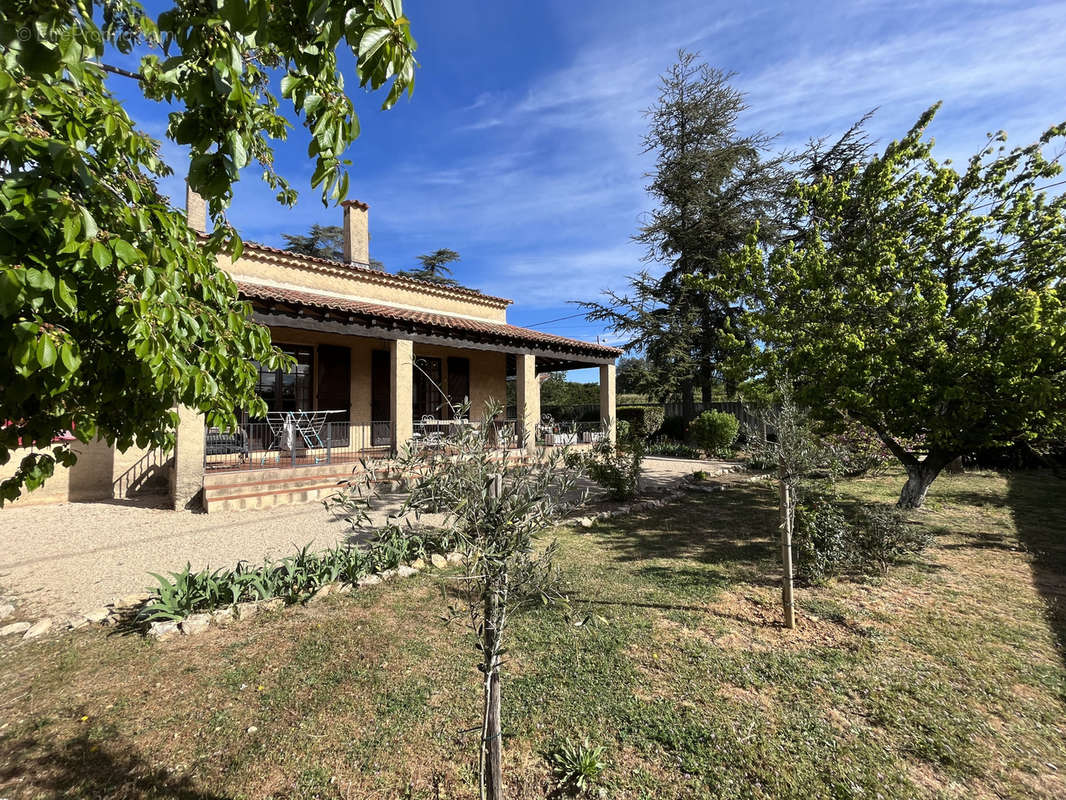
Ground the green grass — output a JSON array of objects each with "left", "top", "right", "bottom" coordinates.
[{"left": 0, "top": 470, "right": 1064, "bottom": 799}]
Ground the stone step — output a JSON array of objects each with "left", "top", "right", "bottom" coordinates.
[{"left": 204, "top": 481, "right": 351, "bottom": 512}]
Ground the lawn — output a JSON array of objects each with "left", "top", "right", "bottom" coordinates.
[{"left": 1, "top": 470, "right": 1064, "bottom": 799}]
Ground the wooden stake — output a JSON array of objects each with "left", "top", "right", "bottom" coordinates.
[
  {"left": 778, "top": 468, "right": 796, "bottom": 629},
  {"left": 482, "top": 473, "right": 504, "bottom": 800}
]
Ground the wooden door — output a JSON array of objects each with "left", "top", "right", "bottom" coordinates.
[{"left": 317, "top": 345, "right": 350, "bottom": 445}]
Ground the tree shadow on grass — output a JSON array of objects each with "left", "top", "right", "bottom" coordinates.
[
  {"left": 0, "top": 732, "right": 230, "bottom": 799},
  {"left": 1006, "top": 471, "right": 1066, "bottom": 671},
  {"left": 591, "top": 483, "right": 778, "bottom": 571}
]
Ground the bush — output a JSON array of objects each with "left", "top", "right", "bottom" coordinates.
[
  {"left": 614, "top": 419, "right": 632, "bottom": 443},
  {"left": 548, "top": 738, "right": 607, "bottom": 793},
  {"left": 581, "top": 436, "right": 644, "bottom": 500},
  {"left": 689, "top": 410, "right": 740, "bottom": 455},
  {"left": 794, "top": 492, "right": 931, "bottom": 582},
  {"left": 658, "top": 415, "right": 687, "bottom": 441},
  {"left": 646, "top": 437, "right": 702, "bottom": 459},
  {"left": 616, "top": 405, "right": 665, "bottom": 441},
  {"left": 851, "top": 504, "right": 932, "bottom": 574}
]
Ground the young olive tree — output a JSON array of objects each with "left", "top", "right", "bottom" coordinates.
[
  {"left": 336, "top": 399, "right": 580, "bottom": 800},
  {"left": 749, "top": 387, "right": 838, "bottom": 628}
]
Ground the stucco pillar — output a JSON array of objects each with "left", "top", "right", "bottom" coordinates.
[
  {"left": 599, "top": 363, "right": 617, "bottom": 445},
  {"left": 390, "top": 338, "right": 413, "bottom": 453},
  {"left": 516, "top": 354, "right": 539, "bottom": 453},
  {"left": 170, "top": 405, "right": 205, "bottom": 510}
]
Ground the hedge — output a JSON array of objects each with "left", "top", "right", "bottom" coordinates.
[{"left": 617, "top": 405, "right": 666, "bottom": 440}]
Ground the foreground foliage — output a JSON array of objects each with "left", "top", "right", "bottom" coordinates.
[{"left": 0, "top": 0, "right": 417, "bottom": 500}]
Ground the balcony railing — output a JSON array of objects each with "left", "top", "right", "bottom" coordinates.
[{"left": 204, "top": 420, "right": 392, "bottom": 472}]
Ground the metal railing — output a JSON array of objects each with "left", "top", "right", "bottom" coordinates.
[
  {"left": 535, "top": 419, "right": 606, "bottom": 447},
  {"left": 204, "top": 420, "right": 392, "bottom": 472}
]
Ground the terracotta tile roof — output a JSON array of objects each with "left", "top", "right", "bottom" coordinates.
[
  {"left": 238, "top": 282, "right": 622, "bottom": 360},
  {"left": 235, "top": 240, "right": 513, "bottom": 306}
]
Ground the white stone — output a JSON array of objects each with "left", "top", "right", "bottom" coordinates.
[
  {"left": 0, "top": 622, "right": 31, "bottom": 636},
  {"left": 430, "top": 553, "right": 448, "bottom": 570},
  {"left": 307, "top": 585, "right": 332, "bottom": 603},
  {"left": 409, "top": 557, "right": 426, "bottom": 570},
  {"left": 65, "top": 616, "right": 88, "bottom": 630},
  {"left": 235, "top": 602, "right": 258, "bottom": 620},
  {"left": 445, "top": 552, "right": 463, "bottom": 565},
  {"left": 148, "top": 620, "right": 180, "bottom": 639},
  {"left": 334, "top": 583, "right": 353, "bottom": 595},
  {"left": 211, "top": 608, "right": 234, "bottom": 626},
  {"left": 260, "top": 598, "right": 284, "bottom": 611},
  {"left": 578, "top": 517, "right": 594, "bottom": 528},
  {"left": 23, "top": 618, "right": 52, "bottom": 639},
  {"left": 180, "top": 613, "right": 211, "bottom": 635},
  {"left": 357, "top": 574, "right": 382, "bottom": 587},
  {"left": 0, "top": 603, "right": 15, "bottom": 620},
  {"left": 113, "top": 593, "right": 151, "bottom": 609},
  {"left": 379, "top": 568, "right": 399, "bottom": 580},
  {"left": 247, "top": 726, "right": 258, "bottom": 734},
  {"left": 84, "top": 608, "right": 110, "bottom": 624},
  {"left": 395, "top": 565, "right": 418, "bottom": 578}
]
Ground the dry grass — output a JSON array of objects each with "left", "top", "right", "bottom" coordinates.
[{"left": 0, "top": 469, "right": 1063, "bottom": 798}]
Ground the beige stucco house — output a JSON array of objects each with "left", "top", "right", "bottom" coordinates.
[{"left": 3, "top": 192, "right": 620, "bottom": 511}]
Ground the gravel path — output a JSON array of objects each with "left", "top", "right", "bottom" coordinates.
[{"left": 0, "top": 457, "right": 736, "bottom": 618}]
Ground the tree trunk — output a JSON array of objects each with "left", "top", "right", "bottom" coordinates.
[
  {"left": 898, "top": 456, "right": 950, "bottom": 509},
  {"left": 778, "top": 467, "right": 796, "bottom": 629},
  {"left": 480, "top": 473, "right": 504, "bottom": 800},
  {"left": 681, "top": 381, "right": 697, "bottom": 421}
]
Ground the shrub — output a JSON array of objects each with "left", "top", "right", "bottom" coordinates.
[
  {"left": 615, "top": 419, "right": 632, "bottom": 443},
  {"left": 689, "top": 410, "right": 740, "bottom": 455},
  {"left": 548, "top": 738, "right": 607, "bottom": 793},
  {"left": 851, "top": 505, "right": 932, "bottom": 574},
  {"left": 616, "top": 405, "right": 665, "bottom": 441},
  {"left": 794, "top": 492, "right": 932, "bottom": 581},
  {"left": 793, "top": 490, "right": 853, "bottom": 583},
  {"left": 581, "top": 436, "right": 644, "bottom": 500},
  {"left": 823, "top": 419, "right": 893, "bottom": 476},
  {"left": 658, "top": 414, "right": 687, "bottom": 441},
  {"left": 645, "top": 438, "right": 702, "bottom": 459}
]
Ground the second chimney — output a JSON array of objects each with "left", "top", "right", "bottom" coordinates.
[{"left": 341, "top": 199, "right": 370, "bottom": 266}]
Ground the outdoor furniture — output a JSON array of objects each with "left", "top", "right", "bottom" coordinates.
[{"left": 205, "top": 428, "right": 249, "bottom": 461}]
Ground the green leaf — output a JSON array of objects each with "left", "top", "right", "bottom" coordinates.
[
  {"left": 91, "top": 241, "right": 112, "bottom": 268},
  {"left": 36, "top": 335, "right": 57, "bottom": 368}
]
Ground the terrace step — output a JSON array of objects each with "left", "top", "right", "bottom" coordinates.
[{"left": 204, "top": 480, "right": 351, "bottom": 513}]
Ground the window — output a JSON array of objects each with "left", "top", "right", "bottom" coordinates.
[
  {"left": 254, "top": 345, "right": 313, "bottom": 415},
  {"left": 413, "top": 356, "right": 443, "bottom": 419}
]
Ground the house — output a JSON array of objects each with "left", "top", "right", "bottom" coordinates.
[{"left": 2, "top": 191, "right": 620, "bottom": 510}]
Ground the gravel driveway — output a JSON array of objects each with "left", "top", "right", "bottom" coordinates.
[{"left": 0, "top": 457, "right": 735, "bottom": 618}]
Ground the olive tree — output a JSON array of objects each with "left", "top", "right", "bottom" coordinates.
[
  {"left": 337, "top": 401, "right": 579, "bottom": 800},
  {"left": 0, "top": 0, "right": 417, "bottom": 501},
  {"left": 739, "top": 105, "right": 1066, "bottom": 507}
]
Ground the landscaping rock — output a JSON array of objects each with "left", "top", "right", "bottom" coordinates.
[
  {"left": 379, "top": 568, "right": 399, "bottom": 580},
  {"left": 396, "top": 565, "right": 418, "bottom": 578},
  {"left": 65, "top": 616, "right": 88, "bottom": 630},
  {"left": 148, "top": 620, "right": 180, "bottom": 639},
  {"left": 446, "top": 552, "right": 463, "bottom": 565},
  {"left": 357, "top": 574, "right": 382, "bottom": 587},
  {"left": 307, "top": 585, "right": 332, "bottom": 603},
  {"left": 1, "top": 622, "right": 31, "bottom": 637},
  {"left": 0, "top": 603, "right": 15, "bottom": 621},
  {"left": 430, "top": 554, "right": 448, "bottom": 570},
  {"left": 113, "top": 592, "right": 151, "bottom": 609},
  {"left": 180, "top": 613, "right": 211, "bottom": 635},
  {"left": 578, "top": 517, "right": 594, "bottom": 528},
  {"left": 235, "top": 602, "right": 258, "bottom": 620},
  {"left": 211, "top": 608, "right": 235, "bottom": 626},
  {"left": 409, "top": 557, "right": 426, "bottom": 570},
  {"left": 23, "top": 618, "right": 52, "bottom": 639},
  {"left": 334, "top": 583, "right": 353, "bottom": 595},
  {"left": 260, "top": 598, "right": 284, "bottom": 612},
  {"left": 84, "top": 608, "right": 110, "bottom": 625}
]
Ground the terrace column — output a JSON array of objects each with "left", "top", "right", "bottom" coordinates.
[
  {"left": 170, "top": 405, "right": 205, "bottom": 510},
  {"left": 516, "top": 353, "right": 539, "bottom": 453},
  {"left": 390, "top": 338, "right": 414, "bottom": 454},
  {"left": 599, "top": 363, "right": 617, "bottom": 445}
]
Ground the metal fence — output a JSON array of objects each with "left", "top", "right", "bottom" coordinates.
[
  {"left": 535, "top": 419, "right": 607, "bottom": 447},
  {"left": 204, "top": 420, "right": 392, "bottom": 472}
]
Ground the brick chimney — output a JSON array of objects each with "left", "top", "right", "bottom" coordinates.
[
  {"left": 185, "top": 182, "right": 207, "bottom": 234},
  {"left": 341, "top": 199, "right": 370, "bottom": 267}
]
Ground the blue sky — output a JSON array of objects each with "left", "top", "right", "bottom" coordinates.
[{"left": 114, "top": 0, "right": 1066, "bottom": 381}]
